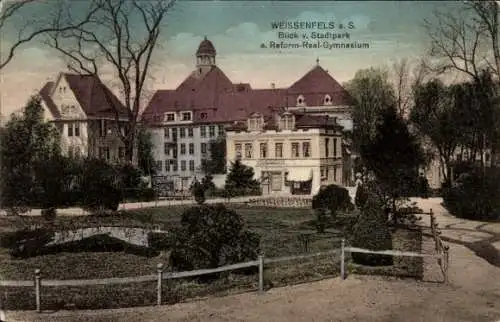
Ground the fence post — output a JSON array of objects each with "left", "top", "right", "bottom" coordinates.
[
  {"left": 258, "top": 254, "right": 264, "bottom": 293},
  {"left": 340, "top": 239, "right": 345, "bottom": 280},
  {"left": 157, "top": 263, "right": 163, "bottom": 305},
  {"left": 443, "top": 245, "right": 450, "bottom": 284},
  {"left": 35, "top": 269, "right": 41, "bottom": 313}
]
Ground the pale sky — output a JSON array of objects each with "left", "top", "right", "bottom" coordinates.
[{"left": 0, "top": 1, "right": 467, "bottom": 116}]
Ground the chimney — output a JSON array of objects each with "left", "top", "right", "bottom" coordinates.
[{"left": 271, "top": 83, "right": 275, "bottom": 89}]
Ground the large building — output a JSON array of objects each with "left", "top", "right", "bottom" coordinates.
[
  {"left": 226, "top": 111, "right": 344, "bottom": 196},
  {"left": 142, "top": 37, "right": 355, "bottom": 193},
  {"left": 38, "top": 72, "right": 131, "bottom": 162}
]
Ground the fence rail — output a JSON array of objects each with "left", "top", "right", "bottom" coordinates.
[{"left": 0, "top": 209, "right": 450, "bottom": 313}]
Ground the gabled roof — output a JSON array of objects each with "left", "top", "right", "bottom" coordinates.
[
  {"left": 64, "top": 74, "right": 129, "bottom": 117},
  {"left": 287, "top": 65, "right": 354, "bottom": 106},
  {"left": 39, "top": 73, "right": 129, "bottom": 119},
  {"left": 39, "top": 81, "right": 60, "bottom": 118}
]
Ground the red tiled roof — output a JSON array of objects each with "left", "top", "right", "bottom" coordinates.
[
  {"left": 39, "top": 81, "right": 61, "bottom": 118},
  {"left": 64, "top": 74, "right": 129, "bottom": 117},
  {"left": 287, "top": 65, "right": 354, "bottom": 106},
  {"left": 176, "top": 66, "right": 234, "bottom": 93}
]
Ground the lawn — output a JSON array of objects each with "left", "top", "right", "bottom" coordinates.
[{"left": 0, "top": 204, "right": 423, "bottom": 311}]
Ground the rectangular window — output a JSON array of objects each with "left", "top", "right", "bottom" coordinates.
[
  {"left": 189, "top": 143, "right": 194, "bottom": 155},
  {"left": 275, "top": 143, "right": 283, "bottom": 158},
  {"left": 171, "top": 128, "right": 177, "bottom": 140},
  {"left": 164, "top": 128, "right": 169, "bottom": 138},
  {"left": 245, "top": 143, "right": 253, "bottom": 158},
  {"left": 235, "top": 143, "right": 242, "bottom": 158},
  {"left": 260, "top": 143, "right": 267, "bottom": 158},
  {"left": 180, "top": 128, "right": 186, "bottom": 138},
  {"left": 218, "top": 125, "right": 224, "bottom": 136},
  {"left": 165, "top": 113, "right": 175, "bottom": 121},
  {"left": 201, "top": 142, "right": 207, "bottom": 154},
  {"left": 74, "top": 123, "right": 80, "bottom": 137},
  {"left": 118, "top": 147, "right": 125, "bottom": 159},
  {"left": 189, "top": 160, "right": 195, "bottom": 171},
  {"left": 188, "top": 127, "right": 194, "bottom": 137},
  {"left": 180, "top": 143, "right": 186, "bottom": 155},
  {"left": 200, "top": 126, "right": 206, "bottom": 137},
  {"left": 164, "top": 143, "right": 169, "bottom": 155},
  {"left": 181, "top": 160, "right": 187, "bottom": 171},
  {"left": 333, "top": 138, "right": 338, "bottom": 157},
  {"left": 181, "top": 112, "right": 191, "bottom": 121},
  {"left": 172, "top": 146, "right": 178, "bottom": 158},
  {"left": 209, "top": 125, "right": 215, "bottom": 137},
  {"left": 291, "top": 142, "right": 300, "bottom": 158},
  {"left": 172, "top": 161, "right": 178, "bottom": 172},
  {"left": 325, "top": 138, "right": 330, "bottom": 157},
  {"left": 302, "top": 142, "right": 310, "bottom": 158},
  {"left": 68, "top": 124, "right": 73, "bottom": 137},
  {"left": 165, "top": 160, "right": 171, "bottom": 172}
]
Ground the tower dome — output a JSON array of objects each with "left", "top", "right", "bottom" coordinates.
[{"left": 196, "top": 36, "right": 216, "bottom": 56}]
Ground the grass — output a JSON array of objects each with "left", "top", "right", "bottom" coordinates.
[{"left": 0, "top": 204, "right": 424, "bottom": 311}]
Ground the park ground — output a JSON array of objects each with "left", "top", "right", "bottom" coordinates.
[{"left": 3, "top": 198, "right": 500, "bottom": 322}]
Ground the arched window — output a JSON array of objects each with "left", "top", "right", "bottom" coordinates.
[
  {"left": 324, "top": 94, "right": 332, "bottom": 105},
  {"left": 297, "top": 95, "right": 305, "bottom": 106}
]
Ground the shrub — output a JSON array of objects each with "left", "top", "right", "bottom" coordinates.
[
  {"left": 312, "top": 185, "right": 353, "bottom": 233},
  {"left": 351, "top": 194, "right": 393, "bottom": 266},
  {"left": 191, "top": 181, "right": 206, "bottom": 204},
  {"left": 442, "top": 167, "right": 500, "bottom": 221},
  {"left": 168, "top": 204, "right": 261, "bottom": 280},
  {"left": 80, "top": 158, "right": 122, "bottom": 212}
]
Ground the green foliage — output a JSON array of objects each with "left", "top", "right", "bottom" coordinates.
[
  {"left": 442, "top": 167, "right": 500, "bottom": 221},
  {"left": 224, "top": 159, "right": 260, "bottom": 197},
  {"left": 137, "top": 126, "right": 156, "bottom": 176},
  {"left": 79, "top": 158, "right": 122, "bottom": 212},
  {"left": 191, "top": 180, "right": 206, "bottom": 204},
  {"left": 203, "top": 138, "right": 226, "bottom": 174},
  {"left": 168, "top": 204, "right": 261, "bottom": 279},
  {"left": 351, "top": 194, "right": 393, "bottom": 266},
  {"left": 312, "top": 185, "right": 353, "bottom": 233},
  {"left": 0, "top": 97, "right": 61, "bottom": 212},
  {"left": 201, "top": 174, "right": 216, "bottom": 191},
  {"left": 361, "top": 105, "right": 425, "bottom": 206}
]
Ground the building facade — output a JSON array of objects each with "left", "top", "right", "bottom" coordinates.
[
  {"left": 39, "top": 72, "right": 132, "bottom": 163},
  {"left": 142, "top": 37, "right": 355, "bottom": 193},
  {"left": 226, "top": 111, "right": 344, "bottom": 196}
]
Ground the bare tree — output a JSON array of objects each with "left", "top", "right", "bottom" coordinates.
[
  {"left": 423, "top": 1, "right": 499, "bottom": 82},
  {"left": 0, "top": 0, "right": 99, "bottom": 70},
  {"left": 45, "top": 0, "right": 176, "bottom": 162}
]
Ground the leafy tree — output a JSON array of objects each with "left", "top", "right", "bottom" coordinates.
[
  {"left": 190, "top": 180, "right": 206, "bottom": 205},
  {"left": 361, "top": 105, "right": 425, "bottom": 220},
  {"left": 224, "top": 159, "right": 260, "bottom": 196},
  {"left": 312, "top": 185, "right": 353, "bottom": 233},
  {"left": 201, "top": 174, "right": 216, "bottom": 191},
  {"left": 351, "top": 194, "right": 393, "bottom": 266},
  {"left": 412, "top": 79, "right": 459, "bottom": 185},
  {"left": 168, "top": 204, "right": 261, "bottom": 280},
  {"left": 137, "top": 126, "right": 157, "bottom": 176},
  {"left": 0, "top": 97, "right": 61, "bottom": 213},
  {"left": 203, "top": 137, "right": 226, "bottom": 174}
]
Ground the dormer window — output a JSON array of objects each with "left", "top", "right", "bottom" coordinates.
[
  {"left": 324, "top": 94, "right": 332, "bottom": 105},
  {"left": 279, "top": 113, "right": 295, "bottom": 130},
  {"left": 248, "top": 114, "right": 263, "bottom": 131},
  {"left": 164, "top": 113, "right": 175, "bottom": 122},
  {"left": 200, "top": 112, "right": 207, "bottom": 120},
  {"left": 181, "top": 112, "right": 192, "bottom": 121},
  {"left": 297, "top": 95, "right": 305, "bottom": 106}
]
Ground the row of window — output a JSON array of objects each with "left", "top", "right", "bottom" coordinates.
[
  {"left": 247, "top": 114, "right": 294, "bottom": 131},
  {"left": 164, "top": 125, "right": 224, "bottom": 139},
  {"left": 296, "top": 94, "right": 333, "bottom": 106},
  {"left": 164, "top": 112, "right": 192, "bottom": 122},
  {"left": 155, "top": 159, "right": 196, "bottom": 172},
  {"left": 98, "top": 147, "right": 125, "bottom": 160},
  {"left": 164, "top": 142, "right": 209, "bottom": 156},
  {"left": 67, "top": 121, "right": 126, "bottom": 138},
  {"left": 235, "top": 141, "right": 311, "bottom": 159}
]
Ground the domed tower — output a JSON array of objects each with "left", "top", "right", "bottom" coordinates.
[{"left": 196, "top": 36, "right": 216, "bottom": 75}]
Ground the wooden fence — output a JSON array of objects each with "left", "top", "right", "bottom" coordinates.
[{"left": 0, "top": 226, "right": 449, "bottom": 313}]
